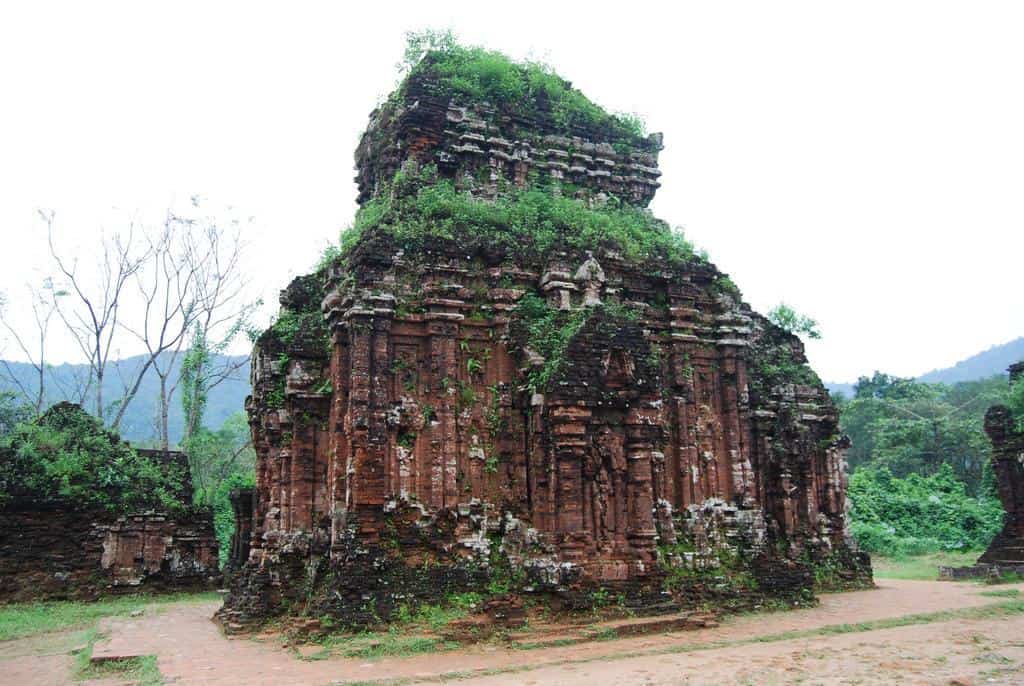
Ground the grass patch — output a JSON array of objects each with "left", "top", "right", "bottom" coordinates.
[
  {"left": 77, "top": 654, "right": 162, "bottom": 685},
  {"left": 985, "top": 570, "right": 1024, "bottom": 585},
  {"left": 979, "top": 588, "right": 1021, "bottom": 598},
  {"left": 0, "top": 591, "right": 220, "bottom": 642},
  {"left": 313, "top": 628, "right": 456, "bottom": 660},
  {"left": 870, "top": 551, "right": 979, "bottom": 580},
  {"left": 303, "top": 594, "right": 485, "bottom": 661}
]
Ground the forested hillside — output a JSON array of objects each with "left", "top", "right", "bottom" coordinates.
[
  {"left": 0, "top": 353, "right": 250, "bottom": 446},
  {"left": 828, "top": 337, "right": 1024, "bottom": 397}
]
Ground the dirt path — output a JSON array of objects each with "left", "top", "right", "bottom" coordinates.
[{"left": 4, "top": 580, "right": 1023, "bottom": 685}]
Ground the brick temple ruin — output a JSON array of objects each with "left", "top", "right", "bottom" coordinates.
[
  {"left": 0, "top": 404, "right": 219, "bottom": 601},
  {"left": 942, "top": 362, "right": 1024, "bottom": 580},
  {"left": 219, "top": 52, "right": 871, "bottom": 630}
]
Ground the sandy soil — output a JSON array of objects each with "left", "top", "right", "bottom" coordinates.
[{"left": 2, "top": 579, "right": 1022, "bottom": 685}]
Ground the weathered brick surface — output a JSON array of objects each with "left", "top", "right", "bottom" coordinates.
[
  {"left": 219, "top": 68, "right": 870, "bottom": 631},
  {"left": 0, "top": 414, "right": 219, "bottom": 602},
  {"left": 0, "top": 504, "right": 218, "bottom": 601}
]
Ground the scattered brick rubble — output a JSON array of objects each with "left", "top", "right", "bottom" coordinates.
[
  {"left": 941, "top": 361, "right": 1024, "bottom": 580},
  {"left": 0, "top": 405, "right": 219, "bottom": 601},
  {"left": 218, "top": 62, "right": 870, "bottom": 633}
]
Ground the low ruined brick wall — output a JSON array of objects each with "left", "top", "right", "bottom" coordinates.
[
  {"left": 0, "top": 503, "right": 220, "bottom": 602},
  {"left": 0, "top": 506, "right": 107, "bottom": 602}
]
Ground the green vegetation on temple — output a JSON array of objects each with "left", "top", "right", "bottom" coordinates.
[
  {"left": 398, "top": 30, "right": 649, "bottom": 146},
  {"left": 339, "top": 163, "right": 701, "bottom": 272},
  {"left": 0, "top": 402, "right": 188, "bottom": 514}
]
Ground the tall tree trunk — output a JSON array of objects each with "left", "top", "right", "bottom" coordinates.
[{"left": 158, "top": 373, "right": 170, "bottom": 451}]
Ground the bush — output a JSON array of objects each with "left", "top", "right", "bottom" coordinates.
[
  {"left": 848, "top": 464, "right": 1003, "bottom": 556},
  {"left": 0, "top": 403, "right": 186, "bottom": 513}
]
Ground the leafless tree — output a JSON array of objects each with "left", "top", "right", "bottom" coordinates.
[
  {"left": 0, "top": 279, "right": 58, "bottom": 413},
  {"left": 42, "top": 202, "right": 257, "bottom": 440},
  {"left": 119, "top": 201, "right": 257, "bottom": 449},
  {"left": 45, "top": 209, "right": 149, "bottom": 422}
]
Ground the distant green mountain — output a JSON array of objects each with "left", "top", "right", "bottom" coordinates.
[
  {"left": 0, "top": 353, "right": 251, "bottom": 445},
  {"left": 917, "top": 337, "right": 1024, "bottom": 385},
  {"left": 827, "top": 336, "right": 1023, "bottom": 397}
]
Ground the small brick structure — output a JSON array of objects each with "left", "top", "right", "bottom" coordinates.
[
  {"left": 941, "top": 362, "right": 1024, "bottom": 580},
  {"left": 0, "top": 411, "right": 219, "bottom": 602},
  {"left": 218, "top": 62, "right": 870, "bottom": 632}
]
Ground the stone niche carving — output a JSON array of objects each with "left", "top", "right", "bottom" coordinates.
[{"left": 218, "top": 61, "right": 870, "bottom": 631}]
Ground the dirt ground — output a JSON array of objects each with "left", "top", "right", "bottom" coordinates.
[{"left": 3, "top": 579, "right": 1023, "bottom": 686}]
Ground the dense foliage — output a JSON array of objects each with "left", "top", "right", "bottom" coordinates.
[
  {"left": 836, "top": 373, "right": 1007, "bottom": 494},
  {"left": 211, "top": 470, "right": 255, "bottom": 567},
  {"left": 1008, "top": 372, "right": 1024, "bottom": 431},
  {"left": 400, "top": 30, "right": 647, "bottom": 144},
  {"left": 746, "top": 323, "right": 821, "bottom": 399},
  {"left": 838, "top": 371, "right": 1015, "bottom": 556},
  {"left": 184, "top": 411, "right": 255, "bottom": 507},
  {"left": 0, "top": 391, "right": 32, "bottom": 439},
  {"left": 848, "top": 465, "right": 1003, "bottom": 556},
  {"left": 0, "top": 403, "right": 186, "bottom": 513},
  {"left": 341, "top": 164, "right": 699, "bottom": 271}
]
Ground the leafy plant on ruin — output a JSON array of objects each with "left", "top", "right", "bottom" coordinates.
[
  {"left": 265, "top": 381, "right": 286, "bottom": 409},
  {"left": 746, "top": 322, "right": 822, "bottom": 399},
  {"left": 271, "top": 309, "right": 328, "bottom": 350},
  {"left": 485, "top": 385, "right": 506, "bottom": 438},
  {"left": 511, "top": 294, "right": 590, "bottom": 393},
  {"left": 339, "top": 165, "right": 701, "bottom": 273},
  {"left": 398, "top": 30, "right": 648, "bottom": 144},
  {"left": 657, "top": 539, "right": 760, "bottom": 597},
  {"left": 710, "top": 274, "right": 741, "bottom": 299},
  {"left": 767, "top": 303, "right": 822, "bottom": 340},
  {"left": 0, "top": 403, "right": 186, "bottom": 513}
]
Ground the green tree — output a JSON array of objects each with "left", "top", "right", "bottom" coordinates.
[
  {"left": 839, "top": 374, "right": 1008, "bottom": 495},
  {"left": 183, "top": 412, "right": 254, "bottom": 506},
  {"left": 766, "top": 303, "right": 821, "bottom": 340},
  {"left": 1008, "top": 372, "right": 1024, "bottom": 430},
  {"left": 0, "top": 391, "right": 32, "bottom": 439}
]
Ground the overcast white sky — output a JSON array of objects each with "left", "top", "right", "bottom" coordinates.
[{"left": 1, "top": 1, "right": 1021, "bottom": 382}]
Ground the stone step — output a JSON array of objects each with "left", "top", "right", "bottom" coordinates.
[{"left": 503, "top": 611, "right": 718, "bottom": 649}]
